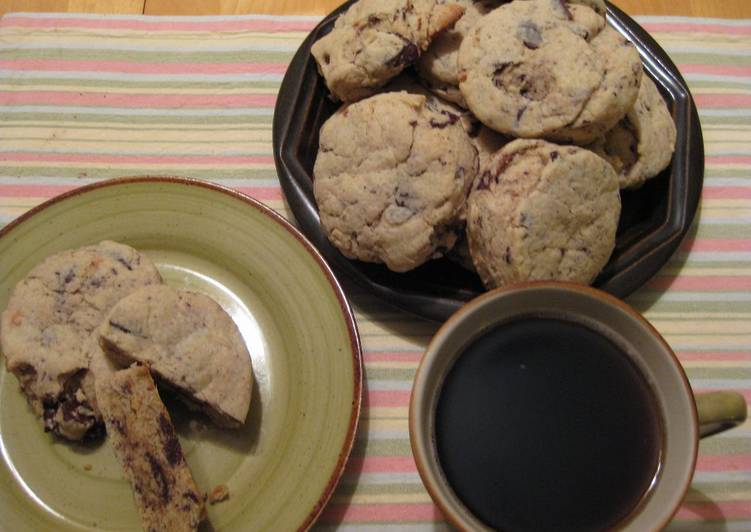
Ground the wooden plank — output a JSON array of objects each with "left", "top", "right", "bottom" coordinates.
[
  {"left": 139, "top": 0, "right": 751, "bottom": 18},
  {"left": 1, "top": 0, "right": 145, "bottom": 15}
]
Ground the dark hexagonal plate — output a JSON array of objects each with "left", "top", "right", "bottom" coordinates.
[{"left": 273, "top": 1, "right": 704, "bottom": 322}]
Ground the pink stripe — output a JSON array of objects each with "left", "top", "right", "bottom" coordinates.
[
  {"left": 320, "top": 503, "right": 442, "bottom": 523},
  {"left": 678, "top": 64, "right": 751, "bottom": 77},
  {"left": 0, "top": 59, "right": 287, "bottom": 75},
  {"left": 648, "top": 276, "right": 751, "bottom": 291},
  {"left": 706, "top": 156, "right": 751, "bottom": 166},
  {"left": 364, "top": 390, "right": 411, "bottom": 408},
  {"left": 0, "top": 15, "right": 318, "bottom": 33},
  {"left": 0, "top": 152, "right": 273, "bottom": 165},
  {"left": 676, "top": 501, "right": 751, "bottom": 520},
  {"left": 235, "top": 187, "right": 281, "bottom": 201},
  {"left": 681, "top": 239, "right": 751, "bottom": 252},
  {"left": 344, "top": 456, "right": 416, "bottom": 474},
  {"left": 702, "top": 187, "right": 751, "bottom": 199},
  {"left": 695, "top": 94, "right": 751, "bottom": 107},
  {"left": 0, "top": 184, "right": 72, "bottom": 197},
  {"left": 364, "top": 351, "right": 424, "bottom": 363},
  {"left": 641, "top": 22, "right": 751, "bottom": 36},
  {"left": 696, "top": 454, "right": 751, "bottom": 472},
  {"left": 678, "top": 351, "right": 751, "bottom": 362},
  {"left": 0, "top": 91, "right": 276, "bottom": 108}
]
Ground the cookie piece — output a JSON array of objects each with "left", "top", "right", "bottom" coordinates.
[
  {"left": 98, "top": 285, "right": 252, "bottom": 428},
  {"left": 467, "top": 139, "right": 621, "bottom": 288},
  {"left": 0, "top": 241, "right": 162, "bottom": 440},
  {"left": 590, "top": 75, "right": 677, "bottom": 189},
  {"left": 546, "top": 26, "right": 642, "bottom": 144},
  {"left": 415, "top": 0, "right": 505, "bottom": 107},
  {"left": 458, "top": 0, "right": 604, "bottom": 137},
  {"left": 96, "top": 365, "right": 205, "bottom": 532},
  {"left": 314, "top": 91, "right": 478, "bottom": 272},
  {"left": 311, "top": 0, "right": 464, "bottom": 102}
]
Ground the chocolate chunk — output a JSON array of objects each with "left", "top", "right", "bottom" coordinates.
[
  {"left": 386, "top": 42, "right": 419, "bottom": 68},
  {"left": 518, "top": 21, "right": 542, "bottom": 49},
  {"left": 159, "top": 414, "right": 184, "bottom": 466},
  {"left": 146, "top": 452, "right": 171, "bottom": 502}
]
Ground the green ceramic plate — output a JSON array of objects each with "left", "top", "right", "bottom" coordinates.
[{"left": 0, "top": 177, "right": 362, "bottom": 531}]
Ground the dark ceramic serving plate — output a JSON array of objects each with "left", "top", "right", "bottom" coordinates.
[{"left": 273, "top": 1, "right": 704, "bottom": 322}]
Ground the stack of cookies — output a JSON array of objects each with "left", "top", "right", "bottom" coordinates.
[{"left": 311, "top": 0, "right": 676, "bottom": 289}]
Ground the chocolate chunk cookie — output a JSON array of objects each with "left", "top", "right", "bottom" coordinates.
[
  {"left": 311, "top": 0, "right": 465, "bottom": 102},
  {"left": 547, "top": 26, "right": 642, "bottom": 144},
  {"left": 457, "top": 0, "right": 604, "bottom": 137},
  {"left": 590, "top": 75, "right": 677, "bottom": 189},
  {"left": 314, "top": 91, "right": 478, "bottom": 272},
  {"left": 96, "top": 365, "right": 205, "bottom": 532},
  {"left": 415, "top": 0, "right": 506, "bottom": 108},
  {"left": 99, "top": 285, "right": 253, "bottom": 428},
  {"left": 0, "top": 241, "right": 162, "bottom": 440},
  {"left": 467, "top": 139, "right": 621, "bottom": 288}
]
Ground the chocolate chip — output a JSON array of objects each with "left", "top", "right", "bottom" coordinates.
[
  {"left": 476, "top": 171, "right": 493, "bottom": 190},
  {"left": 518, "top": 21, "right": 542, "bottom": 49},
  {"left": 550, "top": 150, "right": 559, "bottom": 160},
  {"left": 503, "top": 246, "right": 512, "bottom": 264},
  {"left": 116, "top": 257, "right": 133, "bottom": 271},
  {"left": 386, "top": 42, "right": 419, "bottom": 68},
  {"left": 146, "top": 452, "right": 171, "bottom": 502},
  {"left": 159, "top": 414, "right": 183, "bottom": 466},
  {"left": 492, "top": 62, "right": 512, "bottom": 89},
  {"left": 554, "top": 0, "right": 573, "bottom": 20}
]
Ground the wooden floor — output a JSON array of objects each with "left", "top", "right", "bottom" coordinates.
[{"left": 2, "top": 0, "right": 751, "bottom": 18}]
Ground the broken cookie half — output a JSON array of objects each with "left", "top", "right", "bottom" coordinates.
[
  {"left": 96, "top": 365, "right": 205, "bottom": 532},
  {"left": 98, "top": 285, "right": 253, "bottom": 428}
]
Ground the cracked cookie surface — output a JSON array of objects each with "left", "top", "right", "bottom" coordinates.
[
  {"left": 0, "top": 241, "right": 162, "bottom": 440},
  {"left": 590, "top": 75, "right": 677, "bottom": 189},
  {"left": 98, "top": 284, "right": 252, "bottom": 428},
  {"left": 547, "top": 25, "right": 642, "bottom": 144},
  {"left": 467, "top": 139, "right": 620, "bottom": 288},
  {"left": 415, "top": 0, "right": 506, "bottom": 107},
  {"left": 311, "top": 0, "right": 464, "bottom": 102},
  {"left": 314, "top": 91, "right": 478, "bottom": 272},
  {"left": 457, "top": 0, "right": 604, "bottom": 137}
]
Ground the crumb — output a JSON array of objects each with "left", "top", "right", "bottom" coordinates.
[
  {"left": 208, "top": 484, "right": 230, "bottom": 504},
  {"left": 83, "top": 464, "right": 92, "bottom": 471}
]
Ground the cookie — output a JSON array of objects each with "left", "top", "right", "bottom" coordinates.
[
  {"left": 415, "top": 0, "right": 505, "bottom": 108},
  {"left": 96, "top": 365, "right": 205, "bottom": 532},
  {"left": 311, "top": 0, "right": 465, "bottom": 102},
  {"left": 0, "top": 241, "right": 162, "bottom": 440},
  {"left": 314, "top": 91, "right": 478, "bottom": 272},
  {"left": 385, "top": 71, "right": 509, "bottom": 165},
  {"left": 98, "top": 285, "right": 253, "bottom": 428},
  {"left": 546, "top": 25, "right": 642, "bottom": 144},
  {"left": 590, "top": 75, "right": 677, "bottom": 189},
  {"left": 467, "top": 139, "right": 621, "bottom": 288},
  {"left": 457, "top": 0, "right": 604, "bottom": 137}
]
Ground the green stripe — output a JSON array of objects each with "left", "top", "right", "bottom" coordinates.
[
  {"left": 672, "top": 53, "right": 751, "bottom": 66},
  {"left": 351, "top": 439, "right": 411, "bottom": 457},
  {"left": 0, "top": 124, "right": 272, "bottom": 131},
  {"left": 698, "top": 437, "right": 751, "bottom": 455},
  {"left": 685, "top": 368, "right": 751, "bottom": 379},
  {"left": 366, "top": 368, "right": 416, "bottom": 380},
  {"left": 335, "top": 483, "right": 426, "bottom": 495},
  {"left": 629, "top": 300, "right": 751, "bottom": 313}
]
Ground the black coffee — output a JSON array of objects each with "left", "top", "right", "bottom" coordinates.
[{"left": 435, "top": 317, "right": 662, "bottom": 531}]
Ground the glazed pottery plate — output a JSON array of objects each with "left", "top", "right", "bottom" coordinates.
[
  {"left": 0, "top": 177, "right": 362, "bottom": 531},
  {"left": 273, "top": 1, "right": 704, "bottom": 321}
]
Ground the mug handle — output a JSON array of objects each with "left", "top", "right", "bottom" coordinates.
[{"left": 695, "top": 391, "right": 748, "bottom": 438}]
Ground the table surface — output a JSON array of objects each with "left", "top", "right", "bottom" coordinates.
[{"left": 1, "top": 0, "right": 751, "bottom": 18}]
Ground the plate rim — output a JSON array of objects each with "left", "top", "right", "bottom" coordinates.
[
  {"left": 272, "top": 0, "right": 705, "bottom": 322},
  {"left": 0, "top": 175, "right": 363, "bottom": 532}
]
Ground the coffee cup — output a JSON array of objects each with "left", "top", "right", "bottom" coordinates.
[{"left": 410, "top": 282, "right": 747, "bottom": 531}]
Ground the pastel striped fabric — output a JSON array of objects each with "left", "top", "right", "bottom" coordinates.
[{"left": 0, "top": 11, "right": 750, "bottom": 531}]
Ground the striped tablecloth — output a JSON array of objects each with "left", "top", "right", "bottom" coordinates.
[{"left": 0, "top": 11, "right": 749, "bottom": 531}]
